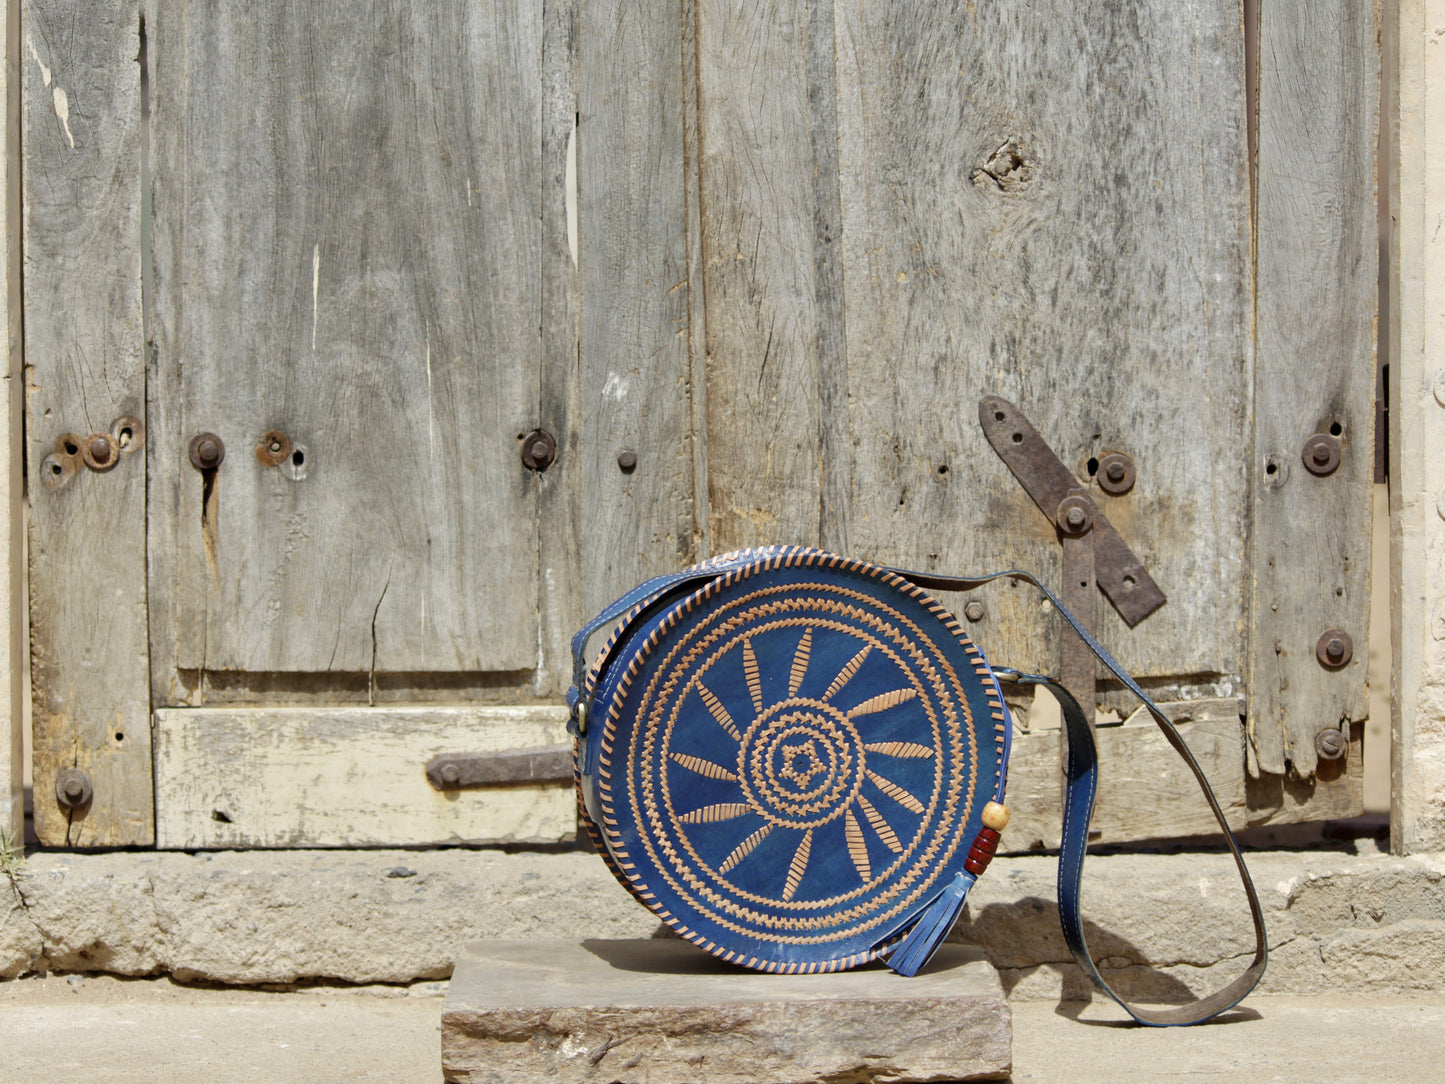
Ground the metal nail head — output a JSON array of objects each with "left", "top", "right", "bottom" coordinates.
[
  {"left": 1315, "top": 728, "right": 1348, "bottom": 761},
  {"left": 82, "top": 433, "right": 120, "bottom": 472},
  {"left": 189, "top": 432, "right": 226, "bottom": 471},
  {"left": 55, "top": 767, "right": 93, "bottom": 810},
  {"left": 1056, "top": 494, "right": 1094, "bottom": 536},
  {"left": 1316, "top": 628, "right": 1353, "bottom": 669},
  {"left": 520, "top": 429, "right": 557, "bottom": 472},
  {"left": 1301, "top": 434, "right": 1341, "bottom": 477},
  {"left": 1097, "top": 452, "right": 1136, "bottom": 496}
]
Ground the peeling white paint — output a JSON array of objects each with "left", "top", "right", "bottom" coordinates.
[
  {"left": 566, "top": 122, "right": 579, "bottom": 270},
  {"left": 27, "top": 37, "right": 51, "bottom": 87},
  {"left": 54, "top": 88, "right": 74, "bottom": 150},
  {"left": 424, "top": 335, "right": 434, "bottom": 461},
  {"left": 601, "top": 371, "right": 630, "bottom": 402},
  {"left": 28, "top": 39, "right": 74, "bottom": 149},
  {"left": 311, "top": 244, "right": 320, "bottom": 350}
]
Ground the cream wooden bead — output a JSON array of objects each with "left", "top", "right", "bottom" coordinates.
[{"left": 980, "top": 801, "right": 1010, "bottom": 832}]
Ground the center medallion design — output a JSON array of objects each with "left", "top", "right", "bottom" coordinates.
[
  {"left": 737, "top": 699, "right": 866, "bottom": 830},
  {"left": 662, "top": 625, "right": 940, "bottom": 900}
]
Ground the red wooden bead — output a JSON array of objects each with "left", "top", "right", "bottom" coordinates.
[
  {"left": 964, "top": 856, "right": 987, "bottom": 875},
  {"left": 977, "top": 827, "right": 1000, "bottom": 845}
]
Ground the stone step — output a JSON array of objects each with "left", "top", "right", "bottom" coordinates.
[{"left": 441, "top": 938, "right": 1010, "bottom": 1084}]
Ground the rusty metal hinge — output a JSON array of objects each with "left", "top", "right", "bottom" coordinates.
[{"left": 979, "top": 396, "right": 1166, "bottom": 718}]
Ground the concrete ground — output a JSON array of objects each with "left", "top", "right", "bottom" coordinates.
[{"left": 2, "top": 974, "right": 1442, "bottom": 1083}]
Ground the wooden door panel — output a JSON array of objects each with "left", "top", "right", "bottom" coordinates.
[
  {"left": 154, "top": 706, "right": 574, "bottom": 848},
  {"left": 147, "top": 1, "right": 543, "bottom": 688},
  {"left": 684, "top": 0, "right": 1253, "bottom": 685},
  {"left": 589, "top": 0, "right": 1374, "bottom": 836},
  {"left": 826, "top": 0, "right": 1251, "bottom": 686}
]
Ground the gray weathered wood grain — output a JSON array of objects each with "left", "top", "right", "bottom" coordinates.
[
  {"left": 578, "top": 0, "right": 698, "bottom": 616},
  {"left": 147, "top": 1, "right": 543, "bottom": 686},
  {"left": 829, "top": 0, "right": 1252, "bottom": 692},
  {"left": 1, "top": 0, "right": 22, "bottom": 851},
  {"left": 154, "top": 706, "right": 576, "bottom": 848},
  {"left": 1249, "top": 0, "right": 1378, "bottom": 782},
  {"left": 535, "top": 0, "right": 585, "bottom": 699},
  {"left": 23, "top": 0, "right": 152, "bottom": 845},
  {"left": 695, "top": 1, "right": 823, "bottom": 552}
]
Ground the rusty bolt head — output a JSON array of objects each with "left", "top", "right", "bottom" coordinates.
[
  {"left": 189, "top": 432, "right": 225, "bottom": 471},
  {"left": 81, "top": 432, "right": 120, "bottom": 472},
  {"left": 54, "top": 767, "right": 93, "bottom": 810},
  {"left": 255, "top": 430, "right": 293, "bottom": 467},
  {"left": 439, "top": 762, "right": 461, "bottom": 786},
  {"left": 1316, "top": 628, "right": 1353, "bottom": 669},
  {"left": 964, "top": 600, "right": 986, "bottom": 622},
  {"left": 617, "top": 450, "right": 638, "bottom": 472},
  {"left": 1315, "top": 728, "right": 1348, "bottom": 761},
  {"left": 1097, "top": 452, "right": 1136, "bottom": 496},
  {"left": 1302, "top": 433, "right": 1342, "bottom": 477},
  {"left": 520, "top": 429, "right": 556, "bottom": 472},
  {"left": 1056, "top": 494, "right": 1094, "bottom": 536}
]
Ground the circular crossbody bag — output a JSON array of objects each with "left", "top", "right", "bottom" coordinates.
[{"left": 567, "top": 546, "right": 1268, "bottom": 1025}]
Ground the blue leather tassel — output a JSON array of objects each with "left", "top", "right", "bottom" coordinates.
[{"left": 887, "top": 870, "right": 976, "bottom": 976}]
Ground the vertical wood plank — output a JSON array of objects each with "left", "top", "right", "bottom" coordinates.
[
  {"left": 147, "top": 2, "right": 543, "bottom": 684},
  {"left": 1, "top": 0, "right": 21, "bottom": 851},
  {"left": 1390, "top": 0, "right": 1445, "bottom": 853},
  {"left": 536, "top": 0, "right": 584, "bottom": 697},
  {"left": 829, "top": 0, "right": 1252, "bottom": 692},
  {"left": 694, "top": 1, "right": 822, "bottom": 551},
  {"left": 579, "top": 0, "right": 697, "bottom": 615},
  {"left": 1250, "top": 0, "right": 1378, "bottom": 783},
  {"left": 22, "top": 0, "right": 151, "bottom": 845}
]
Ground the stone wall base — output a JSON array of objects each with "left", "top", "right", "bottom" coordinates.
[{"left": 2, "top": 845, "right": 1440, "bottom": 998}]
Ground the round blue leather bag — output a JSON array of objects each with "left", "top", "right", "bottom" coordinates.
[{"left": 570, "top": 547, "right": 1009, "bottom": 974}]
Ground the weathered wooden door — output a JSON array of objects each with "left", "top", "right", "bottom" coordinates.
[
  {"left": 23, "top": 0, "right": 1376, "bottom": 849},
  {"left": 26, "top": 0, "right": 582, "bottom": 846}
]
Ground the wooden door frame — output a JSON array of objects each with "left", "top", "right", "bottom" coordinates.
[
  {"left": 1389, "top": 0, "right": 1445, "bottom": 855},
  {"left": 1, "top": 0, "right": 23, "bottom": 855},
  {"left": 6, "top": 0, "right": 1445, "bottom": 858}
]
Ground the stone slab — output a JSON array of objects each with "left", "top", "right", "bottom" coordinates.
[{"left": 441, "top": 939, "right": 1011, "bottom": 1084}]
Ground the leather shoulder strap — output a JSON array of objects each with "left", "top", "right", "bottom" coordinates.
[{"left": 893, "top": 567, "right": 1267, "bottom": 1026}]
